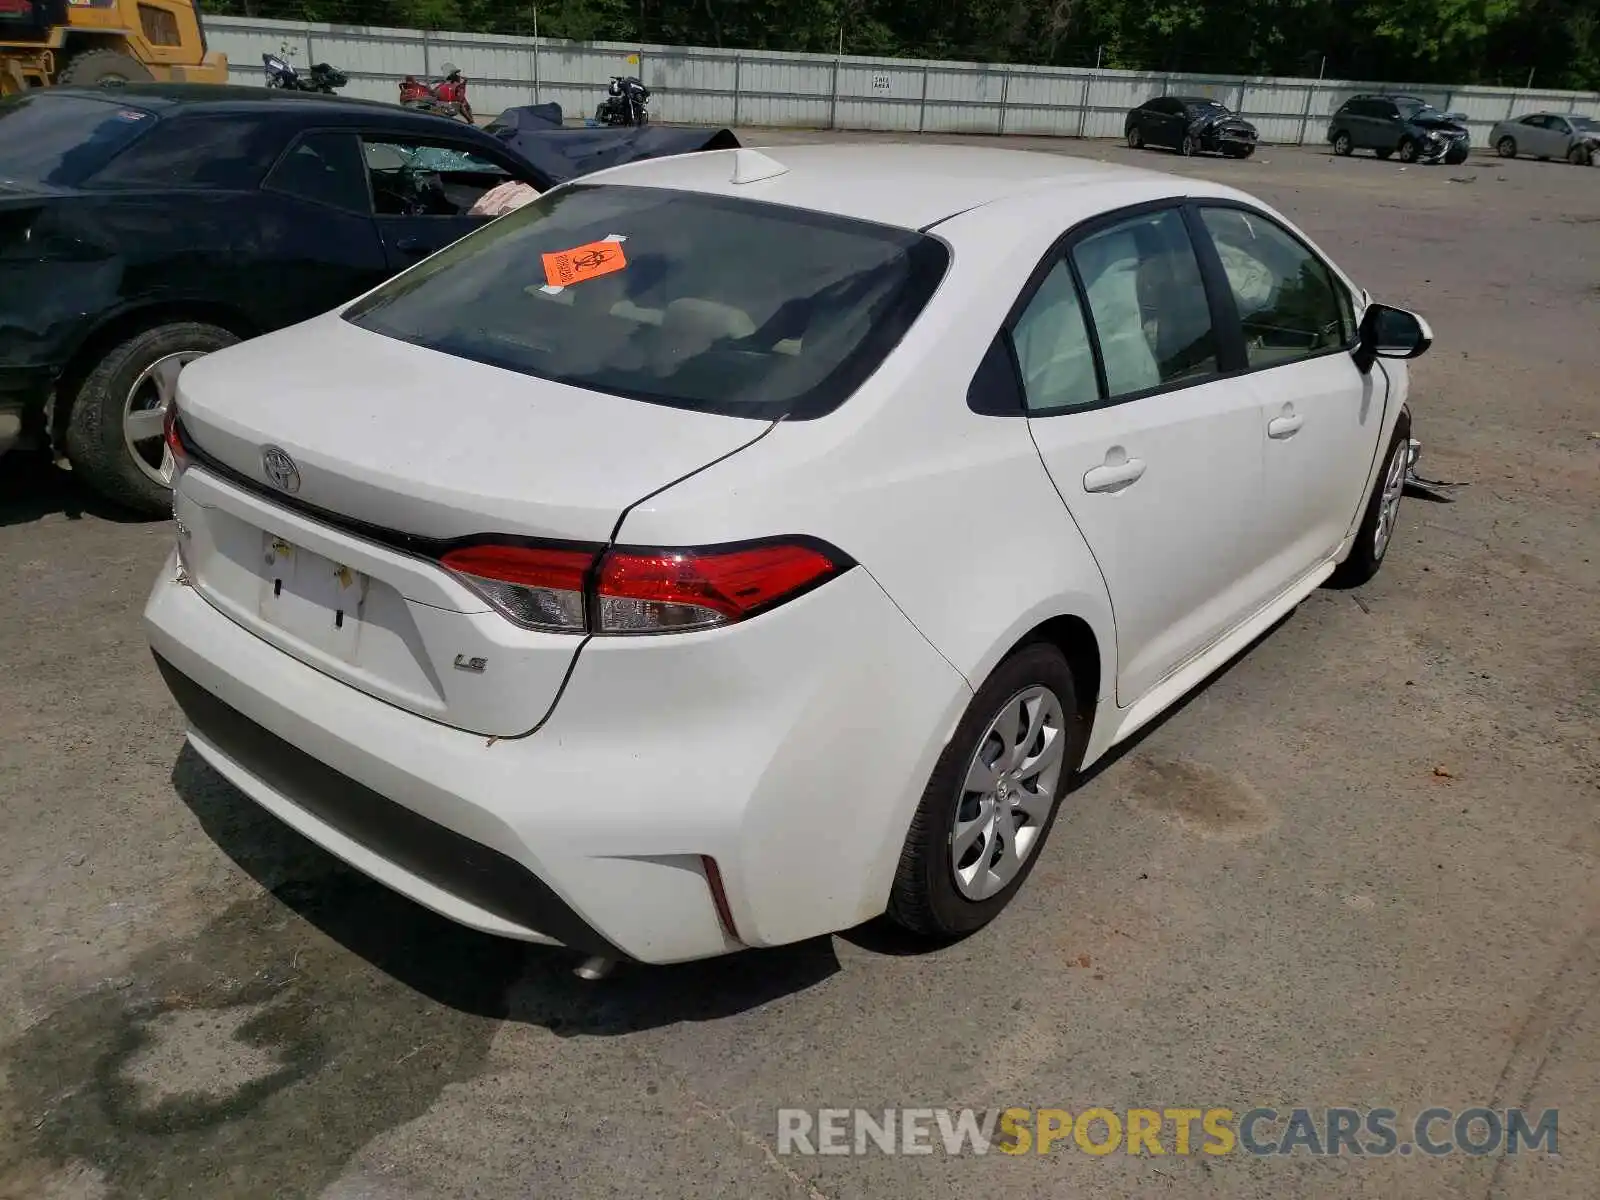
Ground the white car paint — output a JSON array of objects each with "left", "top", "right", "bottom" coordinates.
[{"left": 145, "top": 143, "right": 1420, "bottom": 963}]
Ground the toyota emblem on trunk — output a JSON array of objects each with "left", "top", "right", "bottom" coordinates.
[{"left": 262, "top": 446, "right": 301, "bottom": 494}]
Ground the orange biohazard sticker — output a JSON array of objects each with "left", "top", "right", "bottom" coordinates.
[{"left": 542, "top": 239, "right": 628, "bottom": 289}]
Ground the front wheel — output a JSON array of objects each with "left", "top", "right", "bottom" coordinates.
[
  {"left": 1331, "top": 423, "right": 1410, "bottom": 587},
  {"left": 887, "top": 643, "right": 1084, "bottom": 938},
  {"left": 64, "top": 322, "right": 239, "bottom": 515},
  {"left": 1397, "top": 137, "right": 1419, "bottom": 163},
  {"left": 1179, "top": 133, "right": 1196, "bottom": 156},
  {"left": 1570, "top": 144, "right": 1595, "bottom": 166},
  {"left": 1223, "top": 144, "right": 1254, "bottom": 159},
  {"left": 1496, "top": 136, "right": 1517, "bottom": 158}
]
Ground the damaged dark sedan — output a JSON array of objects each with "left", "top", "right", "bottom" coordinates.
[
  {"left": 1125, "top": 96, "right": 1259, "bottom": 158},
  {"left": 0, "top": 86, "right": 741, "bottom": 513}
]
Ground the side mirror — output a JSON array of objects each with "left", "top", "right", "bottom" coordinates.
[{"left": 1354, "top": 302, "right": 1433, "bottom": 373}]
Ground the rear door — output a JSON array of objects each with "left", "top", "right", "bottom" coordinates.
[
  {"left": 360, "top": 133, "right": 535, "bottom": 273},
  {"left": 1194, "top": 204, "right": 1380, "bottom": 586},
  {"left": 1017, "top": 203, "right": 1272, "bottom": 705}
]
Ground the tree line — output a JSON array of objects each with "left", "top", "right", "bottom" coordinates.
[{"left": 205, "top": 0, "right": 1600, "bottom": 91}]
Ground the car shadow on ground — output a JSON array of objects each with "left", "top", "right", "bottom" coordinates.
[
  {"left": 169, "top": 744, "right": 842, "bottom": 1036},
  {"left": 0, "top": 453, "right": 151, "bottom": 528}
]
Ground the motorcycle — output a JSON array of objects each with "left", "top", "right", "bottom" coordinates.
[
  {"left": 261, "top": 52, "right": 347, "bottom": 94},
  {"left": 595, "top": 75, "right": 650, "bottom": 126},
  {"left": 399, "top": 63, "right": 474, "bottom": 124}
]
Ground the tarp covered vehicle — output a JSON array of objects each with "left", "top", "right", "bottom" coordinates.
[{"left": 484, "top": 103, "right": 741, "bottom": 185}]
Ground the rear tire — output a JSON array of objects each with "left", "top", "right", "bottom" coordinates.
[
  {"left": 887, "top": 643, "right": 1085, "bottom": 939},
  {"left": 1496, "top": 136, "right": 1517, "bottom": 158},
  {"left": 1332, "top": 131, "right": 1353, "bottom": 156},
  {"left": 1331, "top": 420, "right": 1411, "bottom": 588},
  {"left": 55, "top": 49, "right": 153, "bottom": 86},
  {"left": 65, "top": 322, "right": 239, "bottom": 515},
  {"left": 1127, "top": 125, "right": 1144, "bottom": 150}
]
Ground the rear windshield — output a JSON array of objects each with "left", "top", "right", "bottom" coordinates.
[
  {"left": 343, "top": 184, "right": 950, "bottom": 420},
  {"left": 0, "top": 94, "right": 156, "bottom": 186}
]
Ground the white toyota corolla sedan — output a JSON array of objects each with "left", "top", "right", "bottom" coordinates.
[{"left": 145, "top": 143, "right": 1431, "bottom": 966}]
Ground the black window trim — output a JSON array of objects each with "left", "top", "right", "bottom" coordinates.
[
  {"left": 971, "top": 195, "right": 1364, "bottom": 420},
  {"left": 262, "top": 127, "right": 375, "bottom": 217}
]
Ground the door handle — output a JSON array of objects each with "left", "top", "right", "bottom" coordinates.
[
  {"left": 1082, "top": 457, "right": 1147, "bottom": 493},
  {"left": 1267, "top": 414, "right": 1304, "bottom": 439},
  {"left": 394, "top": 236, "right": 426, "bottom": 253}
]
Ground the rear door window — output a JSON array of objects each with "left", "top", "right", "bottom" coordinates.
[
  {"left": 1010, "top": 261, "right": 1098, "bottom": 414},
  {"left": 343, "top": 183, "right": 949, "bottom": 419},
  {"left": 1070, "top": 208, "right": 1219, "bottom": 398},
  {"left": 0, "top": 93, "right": 155, "bottom": 186}
]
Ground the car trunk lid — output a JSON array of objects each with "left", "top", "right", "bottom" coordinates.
[{"left": 173, "top": 315, "right": 771, "bottom": 735}]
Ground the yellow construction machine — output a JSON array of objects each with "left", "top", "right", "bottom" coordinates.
[{"left": 1, "top": 0, "right": 227, "bottom": 95}]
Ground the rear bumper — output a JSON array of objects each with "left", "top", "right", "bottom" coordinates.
[{"left": 145, "top": 548, "right": 970, "bottom": 963}]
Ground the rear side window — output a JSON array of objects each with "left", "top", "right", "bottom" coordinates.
[
  {"left": 0, "top": 93, "right": 155, "bottom": 186},
  {"left": 1010, "top": 261, "right": 1097, "bottom": 414},
  {"left": 265, "top": 131, "right": 370, "bottom": 214},
  {"left": 343, "top": 184, "right": 950, "bottom": 420},
  {"left": 89, "top": 114, "right": 279, "bottom": 189},
  {"left": 1070, "top": 208, "right": 1218, "bottom": 398}
]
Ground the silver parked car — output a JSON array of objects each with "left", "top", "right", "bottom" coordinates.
[{"left": 1490, "top": 112, "right": 1599, "bottom": 164}]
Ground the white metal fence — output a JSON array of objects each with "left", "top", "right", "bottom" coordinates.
[{"left": 206, "top": 15, "right": 1600, "bottom": 147}]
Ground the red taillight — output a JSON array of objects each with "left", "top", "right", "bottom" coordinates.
[
  {"left": 162, "top": 405, "right": 188, "bottom": 469},
  {"left": 596, "top": 542, "right": 842, "bottom": 634},
  {"left": 436, "top": 539, "right": 847, "bottom": 635},
  {"left": 440, "top": 544, "right": 593, "bottom": 632}
]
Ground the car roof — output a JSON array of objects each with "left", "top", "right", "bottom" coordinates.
[
  {"left": 1172, "top": 95, "right": 1225, "bottom": 104},
  {"left": 569, "top": 142, "right": 1182, "bottom": 231},
  {"left": 41, "top": 83, "right": 480, "bottom": 132}
]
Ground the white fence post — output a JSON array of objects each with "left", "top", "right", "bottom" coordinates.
[
  {"left": 997, "top": 70, "right": 1010, "bottom": 135},
  {"left": 732, "top": 53, "right": 741, "bottom": 126},
  {"left": 1077, "top": 71, "right": 1092, "bottom": 138},
  {"left": 1297, "top": 82, "right": 1314, "bottom": 145},
  {"left": 917, "top": 61, "right": 929, "bottom": 134}
]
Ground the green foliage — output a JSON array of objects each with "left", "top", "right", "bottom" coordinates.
[{"left": 201, "top": 0, "right": 1600, "bottom": 90}]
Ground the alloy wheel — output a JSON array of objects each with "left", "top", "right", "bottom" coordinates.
[
  {"left": 1373, "top": 440, "right": 1407, "bottom": 560},
  {"left": 950, "top": 685, "right": 1067, "bottom": 901},
  {"left": 123, "top": 351, "right": 203, "bottom": 487}
]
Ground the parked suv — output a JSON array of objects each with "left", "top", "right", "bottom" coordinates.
[{"left": 1327, "top": 94, "right": 1470, "bottom": 164}]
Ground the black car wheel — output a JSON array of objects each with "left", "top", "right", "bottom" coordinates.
[
  {"left": 1445, "top": 146, "right": 1469, "bottom": 165},
  {"left": 1570, "top": 144, "right": 1594, "bottom": 166},
  {"left": 1179, "top": 133, "right": 1197, "bottom": 156},
  {"left": 65, "top": 322, "right": 240, "bottom": 515},
  {"left": 1332, "top": 131, "right": 1353, "bottom": 156},
  {"left": 1127, "top": 125, "right": 1144, "bottom": 150},
  {"left": 1496, "top": 136, "right": 1517, "bottom": 158},
  {"left": 1223, "top": 144, "right": 1254, "bottom": 159},
  {"left": 1397, "top": 137, "right": 1420, "bottom": 163}
]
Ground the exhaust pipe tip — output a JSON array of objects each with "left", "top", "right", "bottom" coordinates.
[{"left": 574, "top": 955, "right": 615, "bottom": 981}]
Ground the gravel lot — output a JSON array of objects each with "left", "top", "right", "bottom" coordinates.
[{"left": 1, "top": 134, "right": 1596, "bottom": 1200}]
